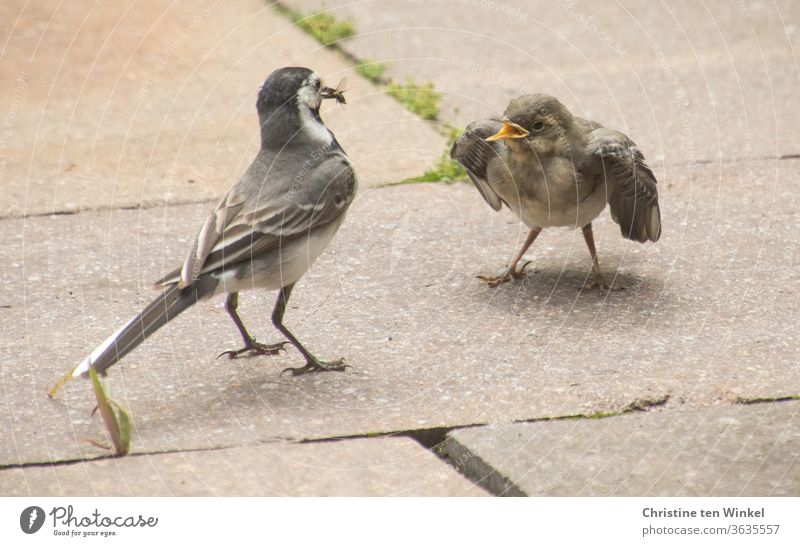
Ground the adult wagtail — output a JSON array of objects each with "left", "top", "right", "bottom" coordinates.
[
  {"left": 451, "top": 94, "right": 661, "bottom": 288},
  {"left": 52, "top": 66, "right": 356, "bottom": 394}
]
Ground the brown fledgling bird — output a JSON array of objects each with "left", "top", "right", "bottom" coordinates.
[{"left": 451, "top": 94, "right": 661, "bottom": 289}]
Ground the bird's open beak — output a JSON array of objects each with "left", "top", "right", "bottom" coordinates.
[{"left": 486, "top": 121, "right": 529, "bottom": 141}]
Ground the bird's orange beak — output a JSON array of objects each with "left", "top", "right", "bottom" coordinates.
[{"left": 486, "top": 121, "right": 529, "bottom": 141}]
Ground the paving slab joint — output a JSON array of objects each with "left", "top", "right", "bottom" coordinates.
[
  {"left": 436, "top": 394, "right": 672, "bottom": 496},
  {"left": 7, "top": 197, "right": 219, "bottom": 221},
  {"left": 298, "top": 424, "right": 479, "bottom": 448},
  {"left": 272, "top": 0, "right": 462, "bottom": 186},
  {"left": 0, "top": 440, "right": 292, "bottom": 471},
  {"left": 272, "top": 1, "right": 362, "bottom": 67},
  {"left": 442, "top": 436, "right": 524, "bottom": 497},
  {"left": 734, "top": 395, "right": 800, "bottom": 405}
]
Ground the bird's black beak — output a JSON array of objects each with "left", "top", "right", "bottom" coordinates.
[{"left": 321, "top": 86, "right": 346, "bottom": 104}]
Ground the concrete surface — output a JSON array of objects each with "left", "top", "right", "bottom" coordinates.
[
  {"left": 282, "top": 0, "right": 800, "bottom": 163},
  {"left": 3, "top": 157, "right": 799, "bottom": 466},
  {"left": 0, "top": 0, "right": 447, "bottom": 217},
  {"left": 445, "top": 400, "right": 800, "bottom": 496},
  {"left": 1, "top": 437, "right": 485, "bottom": 496}
]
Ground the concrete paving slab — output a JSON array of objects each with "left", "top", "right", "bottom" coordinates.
[
  {"left": 0, "top": 0, "right": 446, "bottom": 218},
  {"left": 0, "top": 436, "right": 486, "bottom": 496},
  {"left": 445, "top": 400, "right": 800, "bottom": 496},
  {"left": 282, "top": 0, "right": 800, "bottom": 162},
  {"left": 1, "top": 156, "right": 798, "bottom": 466}
]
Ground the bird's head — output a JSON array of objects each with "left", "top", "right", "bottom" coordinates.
[
  {"left": 256, "top": 67, "right": 345, "bottom": 148},
  {"left": 487, "top": 94, "right": 576, "bottom": 157},
  {"left": 257, "top": 67, "right": 343, "bottom": 116}
]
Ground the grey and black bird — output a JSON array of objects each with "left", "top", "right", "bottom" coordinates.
[
  {"left": 52, "top": 66, "right": 356, "bottom": 393},
  {"left": 451, "top": 94, "right": 661, "bottom": 289}
]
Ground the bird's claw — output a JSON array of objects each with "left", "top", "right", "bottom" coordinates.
[
  {"left": 280, "top": 358, "right": 350, "bottom": 377},
  {"left": 512, "top": 260, "right": 532, "bottom": 279},
  {"left": 477, "top": 260, "right": 532, "bottom": 287},
  {"left": 581, "top": 277, "right": 625, "bottom": 292},
  {"left": 217, "top": 340, "right": 288, "bottom": 360}
]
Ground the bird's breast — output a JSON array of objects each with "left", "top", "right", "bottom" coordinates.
[{"left": 498, "top": 159, "right": 609, "bottom": 229}]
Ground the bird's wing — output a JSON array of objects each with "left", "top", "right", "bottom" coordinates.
[
  {"left": 450, "top": 120, "right": 506, "bottom": 211},
  {"left": 155, "top": 154, "right": 356, "bottom": 288},
  {"left": 582, "top": 128, "right": 661, "bottom": 243}
]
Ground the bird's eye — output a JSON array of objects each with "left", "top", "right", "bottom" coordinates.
[{"left": 532, "top": 121, "right": 546, "bottom": 132}]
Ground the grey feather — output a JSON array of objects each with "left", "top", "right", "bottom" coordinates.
[
  {"left": 582, "top": 128, "right": 661, "bottom": 243},
  {"left": 155, "top": 152, "right": 355, "bottom": 287},
  {"left": 450, "top": 120, "right": 506, "bottom": 211},
  {"left": 78, "top": 276, "right": 218, "bottom": 377}
]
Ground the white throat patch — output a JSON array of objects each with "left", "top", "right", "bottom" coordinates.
[{"left": 297, "top": 73, "right": 332, "bottom": 145}]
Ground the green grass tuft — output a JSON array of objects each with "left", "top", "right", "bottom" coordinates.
[
  {"left": 294, "top": 11, "right": 355, "bottom": 46},
  {"left": 273, "top": 3, "right": 461, "bottom": 185},
  {"left": 396, "top": 128, "right": 466, "bottom": 184},
  {"left": 356, "top": 61, "right": 387, "bottom": 84},
  {"left": 273, "top": 5, "right": 355, "bottom": 46},
  {"left": 386, "top": 79, "right": 442, "bottom": 121}
]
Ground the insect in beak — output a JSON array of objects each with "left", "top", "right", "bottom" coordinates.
[{"left": 321, "top": 77, "right": 348, "bottom": 105}]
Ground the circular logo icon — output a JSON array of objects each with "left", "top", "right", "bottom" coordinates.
[{"left": 20, "top": 506, "right": 45, "bottom": 534}]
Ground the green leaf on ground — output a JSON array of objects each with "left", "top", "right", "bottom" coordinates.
[{"left": 89, "top": 368, "right": 131, "bottom": 456}]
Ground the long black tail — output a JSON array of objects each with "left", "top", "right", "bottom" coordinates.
[{"left": 70, "top": 276, "right": 218, "bottom": 379}]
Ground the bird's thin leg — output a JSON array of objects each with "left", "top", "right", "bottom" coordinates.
[
  {"left": 218, "top": 292, "right": 288, "bottom": 359},
  {"left": 271, "top": 284, "right": 348, "bottom": 376},
  {"left": 581, "top": 223, "right": 619, "bottom": 291},
  {"left": 478, "top": 226, "right": 542, "bottom": 287}
]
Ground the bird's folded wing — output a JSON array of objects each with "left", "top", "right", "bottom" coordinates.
[
  {"left": 155, "top": 155, "right": 356, "bottom": 288},
  {"left": 450, "top": 120, "right": 506, "bottom": 211},
  {"left": 583, "top": 128, "right": 661, "bottom": 243}
]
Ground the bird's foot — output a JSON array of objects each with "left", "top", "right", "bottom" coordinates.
[
  {"left": 581, "top": 276, "right": 625, "bottom": 292},
  {"left": 281, "top": 358, "right": 350, "bottom": 377},
  {"left": 218, "top": 340, "right": 288, "bottom": 360},
  {"left": 477, "top": 260, "right": 531, "bottom": 288}
]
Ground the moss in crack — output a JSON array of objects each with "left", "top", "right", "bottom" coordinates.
[
  {"left": 356, "top": 61, "right": 387, "bottom": 84},
  {"left": 585, "top": 410, "right": 623, "bottom": 419},
  {"left": 274, "top": 4, "right": 355, "bottom": 46},
  {"left": 387, "top": 79, "right": 441, "bottom": 121},
  {"left": 392, "top": 128, "right": 466, "bottom": 185},
  {"left": 273, "top": 3, "right": 458, "bottom": 184}
]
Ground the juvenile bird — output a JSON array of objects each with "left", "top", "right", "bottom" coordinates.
[
  {"left": 52, "top": 67, "right": 356, "bottom": 395},
  {"left": 451, "top": 94, "right": 661, "bottom": 289}
]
